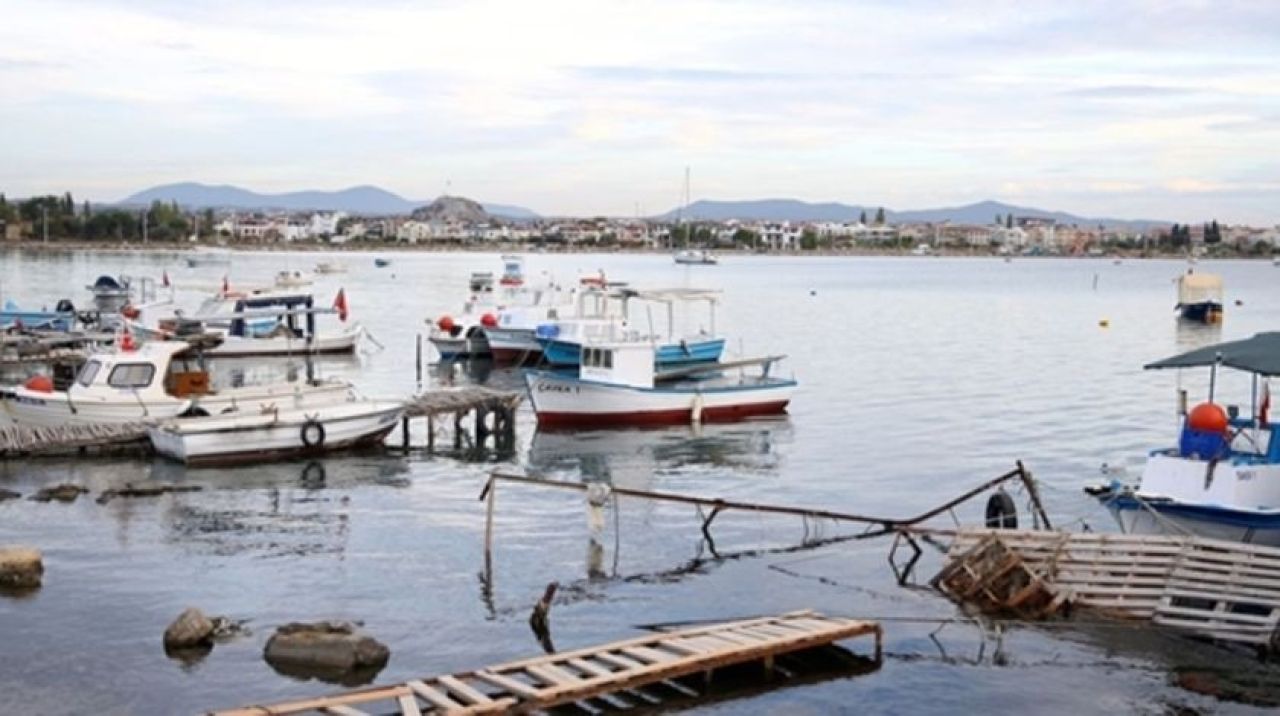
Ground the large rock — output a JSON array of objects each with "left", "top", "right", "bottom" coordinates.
[
  {"left": 0, "top": 546, "right": 43, "bottom": 589},
  {"left": 0, "top": 489, "right": 21, "bottom": 502},
  {"left": 164, "top": 607, "right": 215, "bottom": 649},
  {"left": 264, "top": 621, "right": 389, "bottom": 680},
  {"left": 29, "top": 484, "right": 88, "bottom": 503}
]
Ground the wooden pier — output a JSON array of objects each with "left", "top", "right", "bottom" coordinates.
[
  {"left": 0, "top": 422, "right": 150, "bottom": 457},
  {"left": 208, "top": 610, "right": 881, "bottom": 715},
  {"left": 939, "top": 528, "right": 1280, "bottom": 647},
  {"left": 398, "top": 387, "right": 523, "bottom": 454}
]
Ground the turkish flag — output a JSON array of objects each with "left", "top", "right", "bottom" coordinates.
[
  {"left": 333, "top": 288, "right": 348, "bottom": 322},
  {"left": 162, "top": 270, "right": 170, "bottom": 288},
  {"left": 222, "top": 275, "right": 229, "bottom": 294}
]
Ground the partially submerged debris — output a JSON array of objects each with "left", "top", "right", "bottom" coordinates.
[
  {"left": 29, "top": 484, "right": 88, "bottom": 503},
  {"left": 0, "top": 546, "right": 43, "bottom": 590},
  {"left": 97, "top": 483, "right": 202, "bottom": 504},
  {"left": 931, "top": 533, "right": 1068, "bottom": 619}
]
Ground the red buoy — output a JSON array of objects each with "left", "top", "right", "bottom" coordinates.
[
  {"left": 1187, "top": 402, "right": 1229, "bottom": 434},
  {"left": 120, "top": 304, "right": 141, "bottom": 320},
  {"left": 480, "top": 313, "right": 498, "bottom": 328},
  {"left": 24, "top": 375, "right": 54, "bottom": 393},
  {"left": 436, "top": 315, "right": 455, "bottom": 332}
]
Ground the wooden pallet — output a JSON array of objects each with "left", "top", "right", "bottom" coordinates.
[
  {"left": 209, "top": 610, "right": 881, "bottom": 715},
  {"left": 946, "top": 529, "right": 1280, "bottom": 645}
]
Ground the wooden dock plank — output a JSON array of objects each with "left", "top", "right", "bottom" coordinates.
[
  {"left": 320, "top": 705, "right": 369, "bottom": 716},
  {"left": 436, "top": 675, "right": 495, "bottom": 706},
  {"left": 207, "top": 612, "right": 881, "bottom": 716}
]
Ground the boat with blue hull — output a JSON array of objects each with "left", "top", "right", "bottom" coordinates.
[
  {"left": 537, "top": 288, "right": 725, "bottom": 368},
  {"left": 1088, "top": 332, "right": 1280, "bottom": 545},
  {"left": 0, "top": 300, "right": 76, "bottom": 331}
]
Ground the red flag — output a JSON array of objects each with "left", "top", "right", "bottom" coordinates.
[
  {"left": 1262, "top": 381, "right": 1272, "bottom": 425},
  {"left": 162, "top": 270, "right": 170, "bottom": 288},
  {"left": 333, "top": 288, "right": 348, "bottom": 322},
  {"left": 222, "top": 275, "right": 229, "bottom": 294}
]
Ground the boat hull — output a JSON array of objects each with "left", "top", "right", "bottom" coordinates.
[
  {"left": 149, "top": 402, "right": 403, "bottom": 465},
  {"left": 524, "top": 371, "right": 795, "bottom": 429},
  {"left": 1178, "top": 302, "right": 1223, "bottom": 324},
  {"left": 205, "top": 326, "right": 363, "bottom": 356},
  {"left": 1103, "top": 495, "right": 1280, "bottom": 547},
  {"left": 485, "top": 327, "right": 542, "bottom": 365}
]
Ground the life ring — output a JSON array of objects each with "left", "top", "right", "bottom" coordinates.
[
  {"left": 985, "top": 491, "right": 1018, "bottom": 529},
  {"left": 300, "top": 419, "right": 326, "bottom": 448}
]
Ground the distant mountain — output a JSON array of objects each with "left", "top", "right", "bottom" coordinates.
[
  {"left": 660, "top": 198, "right": 1167, "bottom": 230},
  {"left": 120, "top": 182, "right": 539, "bottom": 218}
]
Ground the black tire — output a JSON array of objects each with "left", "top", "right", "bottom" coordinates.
[
  {"left": 179, "top": 406, "right": 210, "bottom": 418},
  {"left": 985, "top": 491, "right": 1018, "bottom": 529},
  {"left": 300, "top": 419, "right": 326, "bottom": 448}
]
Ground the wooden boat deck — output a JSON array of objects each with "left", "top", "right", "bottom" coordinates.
[
  {"left": 945, "top": 528, "right": 1280, "bottom": 645},
  {"left": 208, "top": 610, "right": 881, "bottom": 715}
]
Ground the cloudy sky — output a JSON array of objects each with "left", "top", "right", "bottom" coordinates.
[{"left": 1, "top": 0, "right": 1278, "bottom": 222}]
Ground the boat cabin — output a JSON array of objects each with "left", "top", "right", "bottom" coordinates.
[
  {"left": 70, "top": 340, "right": 211, "bottom": 400},
  {"left": 195, "top": 289, "right": 322, "bottom": 340},
  {"left": 580, "top": 343, "right": 656, "bottom": 389}
]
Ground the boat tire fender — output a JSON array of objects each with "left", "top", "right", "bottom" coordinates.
[
  {"left": 985, "top": 491, "right": 1018, "bottom": 529},
  {"left": 301, "top": 419, "right": 326, "bottom": 448}
]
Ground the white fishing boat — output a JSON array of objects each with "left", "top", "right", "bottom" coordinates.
[
  {"left": 149, "top": 398, "right": 404, "bottom": 465},
  {"left": 484, "top": 275, "right": 598, "bottom": 365},
  {"left": 142, "top": 287, "right": 362, "bottom": 357},
  {"left": 274, "top": 269, "right": 314, "bottom": 288},
  {"left": 0, "top": 339, "right": 355, "bottom": 427},
  {"left": 1175, "top": 269, "right": 1223, "bottom": 324},
  {"left": 673, "top": 249, "right": 718, "bottom": 265},
  {"left": 524, "top": 341, "right": 796, "bottom": 429},
  {"left": 427, "top": 271, "right": 500, "bottom": 360},
  {"left": 313, "top": 261, "right": 347, "bottom": 275},
  {"left": 1089, "top": 333, "right": 1280, "bottom": 545}
]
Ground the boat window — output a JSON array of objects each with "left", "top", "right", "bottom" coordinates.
[
  {"left": 583, "top": 348, "right": 594, "bottom": 367},
  {"left": 603, "top": 350, "right": 613, "bottom": 369},
  {"left": 107, "top": 363, "right": 155, "bottom": 389},
  {"left": 76, "top": 360, "right": 102, "bottom": 387}
]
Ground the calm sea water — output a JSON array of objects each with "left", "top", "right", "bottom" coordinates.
[{"left": 1, "top": 248, "right": 1278, "bottom": 714}]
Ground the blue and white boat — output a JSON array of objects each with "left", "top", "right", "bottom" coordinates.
[
  {"left": 1090, "top": 332, "right": 1280, "bottom": 545},
  {"left": 0, "top": 299, "right": 77, "bottom": 331},
  {"left": 537, "top": 288, "right": 725, "bottom": 368}
]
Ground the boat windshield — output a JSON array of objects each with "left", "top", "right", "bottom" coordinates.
[
  {"left": 76, "top": 360, "right": 102, "bottom": 387},
  {"left": 107, "top": 363, "right": 156, "bottom": 389}
]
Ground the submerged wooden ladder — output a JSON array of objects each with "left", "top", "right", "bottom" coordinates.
[{"left": 210, "top": 610, "right": 881, "bottom": 715}]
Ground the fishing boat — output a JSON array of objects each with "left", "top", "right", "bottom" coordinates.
[
  {"left": 427, "top": 272, "right": 499, "bottom": 360},
  {"left": 274, "top": 269, "right": 314, "bottom": 288},
  {"left": 1175, "top": 269, "right": 1223, "bottom": 323},
  {"left": 314, "top": 261, "right": 347, "bottom": 275},
  {"left": 148, "top": 398, "right": 404, "bottom": 465},
  {"left": 142, "top": 287, "right": 362, "bottom": 357},
  {"left": 674, "top": 249, "right": 718, "bottom": 265},
  {"left": 0, "top": 299, "right": 77, "bottom": 331},
  {"left": 538, "top": 288, "right": 725, "bottom": 368},
  {"left": 481, "top": 269, "right": 583, "bottom": 365},
  {"left": 0, "top": 338, "right": 355, "bottom": 427},
  {"left": 1088, "top": 332, "right": 1280, "bottom": 545},
  {"left": 374, "top": 257, "right": 391, "bottom": 268},
  {"left": 524, "top": 342, "right": 796, "bottom": 429}
]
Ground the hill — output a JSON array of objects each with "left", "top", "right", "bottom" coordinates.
[
  {"left": 120, "top": 182, "right": 539, "bottom": 219},
  {"left": 660, "top": 198, "right": 1166, "bottom": 230}
]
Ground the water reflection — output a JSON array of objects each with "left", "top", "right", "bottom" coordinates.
[
  {"left": 1173, "top": 319, "right": 1223, "bottom": 352},
  {"left": 527, "top": 419, "right": 792, "bottom": 484}
]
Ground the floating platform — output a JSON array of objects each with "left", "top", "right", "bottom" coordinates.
[
  {"left": 208, "top": 610, "right": 881, "bottom": 715},
  {"left": 0, "top": 422, "right": 150, "bottom": 457},
  {"left": 941, "top": 528, "right": 1280, "bottom": 647}
]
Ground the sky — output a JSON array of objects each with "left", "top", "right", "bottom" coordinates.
[{"left": 1, "top": 0, "right": 1278, "bottom": 223}]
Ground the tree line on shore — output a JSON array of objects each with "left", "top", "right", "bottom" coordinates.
[{"left": 0, "top": 193, "right": 214, "bottom": 242}]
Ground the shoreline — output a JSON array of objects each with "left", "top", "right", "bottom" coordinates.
[{"left": 1, "top": 239, "right": 1272, "bottom": 261}]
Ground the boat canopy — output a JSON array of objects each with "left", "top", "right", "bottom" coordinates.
[
  {"left": 1144, "top": 332, "right": 1280, "bottom": 376},
  {"left": 617, "top": 288, "right": 721, "bottom": 304},
  {"left": 1176, "top": 272, "right": 1223, "bottom": 305}
]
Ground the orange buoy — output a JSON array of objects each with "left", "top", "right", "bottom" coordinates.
[
  {"left": 23, "top": 375, "right": 54, "bottom": 393},
  {"left": 120, "top": 304, "right": 141, "bottom": 320},
  {"left": 436, "top": 315, "right": 455, "bottom": 332},
  {"left": 480, "top": 313, "right": 498, "bottom": 328},
  {"left": 120, "top": 331, "right": 137, "bottom": 352},
  {"left": 1187, "top": 402, "right": 1229, "bottom": 433}
]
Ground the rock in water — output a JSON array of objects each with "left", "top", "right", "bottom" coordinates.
[
  {"left": 29, "top": 484, "right": 88, "bottom": 503},
  {"left": 164, "top": 607, "right": 215, "bottom": 649},
  {"left": 264, "top": 621, "right": 390, "bottom": 679},
  {"left": 0, "top": 546, "right": 43, "bottom": 589},
  {"left": 0, "top": 489, "right": 21, "bottom": 502}
]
